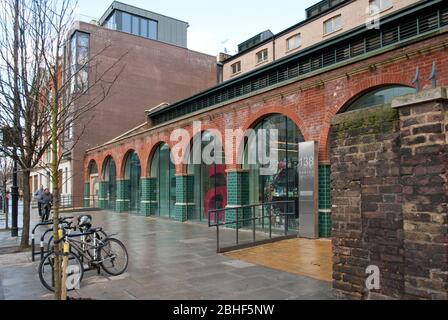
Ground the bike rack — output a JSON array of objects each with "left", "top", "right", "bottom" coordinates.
[
  {"left": 31, "top": 216, "right": 74, "bottom": 262},
  {"left": 39, "top": 228, "right": 54, "bottom": 260}
]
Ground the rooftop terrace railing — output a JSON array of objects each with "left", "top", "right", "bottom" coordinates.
[{"left": 150, "top": 1, "right": 448, "bottom": 126}]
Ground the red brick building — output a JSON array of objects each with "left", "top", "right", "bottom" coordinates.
[
  {"left": 84, "top": 0, "right": 448, "bottom": 299},
  {"left": 30, "top": 3, "right": 218, "bottom": 207}
]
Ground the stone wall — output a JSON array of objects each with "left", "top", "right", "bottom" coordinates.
[{"left": 330, "top": 88, "right": 448, "bottom": 300}]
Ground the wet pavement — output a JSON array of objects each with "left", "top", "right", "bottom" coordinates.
[{"left": 0, "top": 210, "right": 335, "bottom": 300}]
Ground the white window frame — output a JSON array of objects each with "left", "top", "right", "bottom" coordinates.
[
  {"left": 231, "top": 61, "right": 241, "bottom": 75},
  {"left": 369, "top": 0, "right": 393, "bottom": 15},
  {"left": 323, "top": 15, "right": 342, "bottom": 35},
  {"left": 256, "top": 49, "right": 268, "bottom": 64},
  {"left": 286, "top": 33, "right": 302, "bottom": 51}
]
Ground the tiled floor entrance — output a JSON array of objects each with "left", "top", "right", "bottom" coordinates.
[{"left": 225, "top": 238, "right": 333, "bottom": 282}]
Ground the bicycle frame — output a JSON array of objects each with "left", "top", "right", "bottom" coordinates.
[{"left": 65, "top": 230, "right": 115, "bottom": 267}]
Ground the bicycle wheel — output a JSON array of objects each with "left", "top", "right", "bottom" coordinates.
[
  {"left": 100, "top": 238, "right": 129, "bottom": 276},
  {"left": 38, "top": 250, "right": 84, "bottom": 292},
  {"left": 47, "top": 235, "right": 54, "bottom": 252}
]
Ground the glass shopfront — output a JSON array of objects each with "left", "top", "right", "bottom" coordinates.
[
  {"left": 103, "top": 157, "right": 117, "bottom": 210},
  {"left": 188, "top": 131, "right": 227, "bottom": 222},
  {"left": 243, "top": 115, "right": 304, "bottom": 228},
  {"left": 124, "top": 151, "right": 141, "bottom": 213},
  {"left": 150, "top": 143, "right": 176, "bottom": 218}
]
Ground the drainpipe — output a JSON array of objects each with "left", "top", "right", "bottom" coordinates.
[{"left": 272, "top": 35, "right": 276, "bottom": 62}]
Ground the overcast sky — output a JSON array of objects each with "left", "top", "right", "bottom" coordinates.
[{"left": 76, "top": 0, "right": 318, "bottom": 55}]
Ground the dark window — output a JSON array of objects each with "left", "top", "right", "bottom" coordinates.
[
  {"left": 231, "top": 62, "right": 241, "bottom": 75},
  {"left": 114, "top": 10, "right": 157, "bottom": 40}
]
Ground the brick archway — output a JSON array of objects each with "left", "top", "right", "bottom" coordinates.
[
  {"left": 233, "top": 108, "right": 310, "bottom": 170},
  {"left": 100, "top": 155, "right": 118, "bottom": 179},
  {"left": 146, "top": 141, "right": 174, "bottom": 177},
  {"left": 120, "top": 149, "right": 141, "bottom": 180},
  {"left": 84, "top": 158, "right": 100, "bottom": 182},
  {"left": 174, "top": 125, "right": 227, "bottom": 175}
]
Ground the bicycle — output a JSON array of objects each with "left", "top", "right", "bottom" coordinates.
[
  {"left": 38, "top": 225, "right": 129, "bottom": 292},
  {"left": 46, "top": 216, "right": 108, "bottom": 256}
]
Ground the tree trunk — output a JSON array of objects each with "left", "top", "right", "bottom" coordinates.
[
  {"left": 20, "top": 170, "right": 31, "bottom": 249},
  {"left": 52, "top": 88, "right": 62, "bottom": 300}
]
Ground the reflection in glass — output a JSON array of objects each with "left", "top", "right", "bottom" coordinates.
[
  {"left": 132, "top": 16, "right": 139, "bottom": 36},
  {"left": 125, "top": 151, "right": 141, "bottom": 213},
  {"left": 148, "top": 20, "right": 157, "bottom": 40},
  {"left": 344, "top": 86, "right": 416, "bottom": 112},
  {"left": 104, "top": 157, "right": 117, "bottom": 210},
  {"left": 243, "top": 115, "right": 304, "bottom": 229},
  {"left": 122, "top": 12, "right": 131, "bottom": 33},
  {"left": 140, "top": 19, "right": 148, "bottom": 38},
  {"left": 188, "top": 132, "right": 227, "bottom": 222},
  {"left": 151, "top": 144, "right": 176, "bottom": 218}
]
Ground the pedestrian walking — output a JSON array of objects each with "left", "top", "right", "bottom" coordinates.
[
  {"left": 34, "top": 185, "right": 44, "bottom": 217},
  {"left": 38, "top": 188, "right": 53, "bottom": 222}
]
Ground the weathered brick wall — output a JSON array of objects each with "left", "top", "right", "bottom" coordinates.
[
  {"left": 331, "top": 88, "right": 448, "bottom": 300},
  {"left": 331, "top": 105, "right": 404, "bottom": 299},
  {"left": 393, "top": 88, "right": 448, "bottom": 300}
]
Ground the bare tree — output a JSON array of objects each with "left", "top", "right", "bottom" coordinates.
[
  {"left": 0, "top": 157, "right": 13, "bottom": 229},
  {"left": 0, "top": 0, "right": 125, "bottom": 299}
]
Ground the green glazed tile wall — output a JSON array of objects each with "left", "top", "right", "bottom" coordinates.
[
  {"left": 175, "top": 175, "right": 194, "bottom": 222},
  {"left": 115, "top": 179, "right": 130, "bottom": 213},
  {"left": 141, "top": 178, "right": 157, "bottom": 216},
  {"left": 226, "top": 171, "right": 250, "bottom": 228},
  {"left": 98, "top": 181, "right": 108, "bottom": 210},
  {"left": 83, "top": 182, "right": 90, "bottom": 208},
  {"left": 319, "top": 165, "right": 332, "bottom": 238}
]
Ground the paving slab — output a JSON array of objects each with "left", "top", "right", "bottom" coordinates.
[{"left": 0, "top": 210, "right": 335, "bottom": 300}]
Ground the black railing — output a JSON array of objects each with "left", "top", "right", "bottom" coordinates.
[
  {"left": 32, "top": 195, "right": 99, "bottom": 210},
  {"left": 208, "top": 200, "right": 298, "bottom": 253},
  {"left": 60, "top": 195, "right": 99, "bottom": 210},
  {"left": 150, "top": 1, "right": 448, "bottom": 126}
]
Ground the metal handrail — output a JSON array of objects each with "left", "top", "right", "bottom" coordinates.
[{"left": 208, "top": 200, "right": 298, "bottom": 253}]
